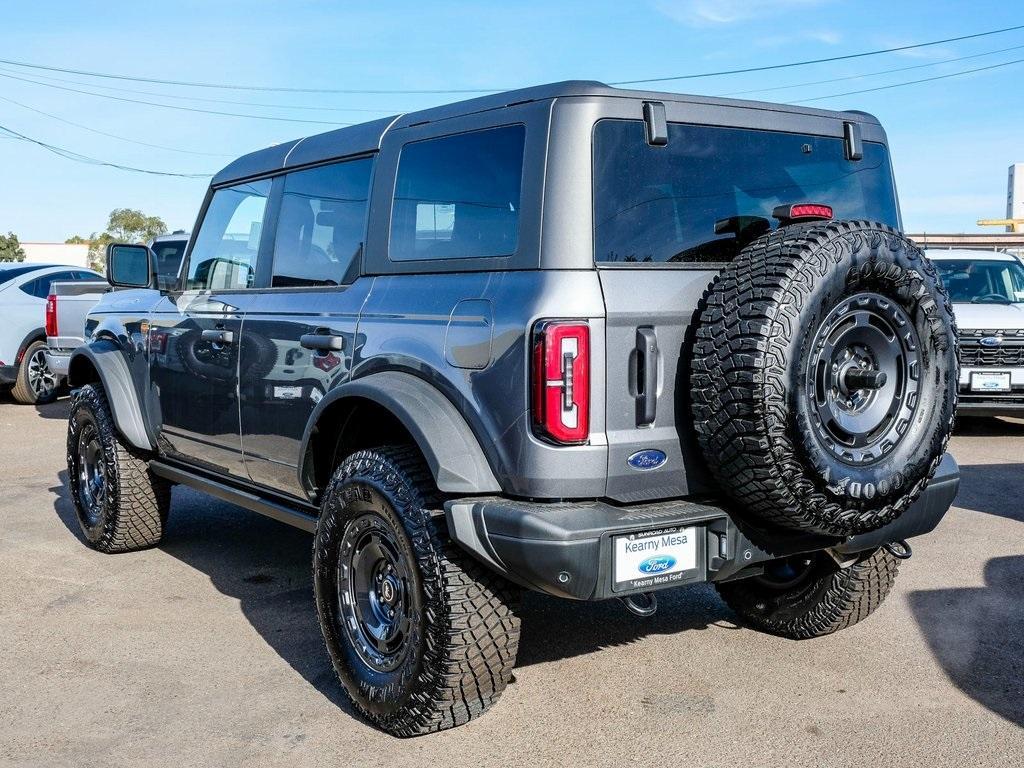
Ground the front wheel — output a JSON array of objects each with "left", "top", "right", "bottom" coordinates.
[
  {"left": 314, "top": 446, "right": 521, "bottom": 736},
  {"left": 715, "top": 548, "right": 900, "bottom": 639},
  {"left": 66, "top": 384, "right": 171, "bottom": 552}
]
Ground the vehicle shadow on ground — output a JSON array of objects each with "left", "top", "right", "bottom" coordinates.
[
  {"left": 952, "top": 462, "right": 1024, "bottom": 523},
  {"left": 909, "top": 555, "right": 1024, "bottom": 728},
  {"left": 954, "top": 415, "right": 1024, "bottom": 437},
  {"left": 49, "top": 474, "right": 734, "bottom": 708}
]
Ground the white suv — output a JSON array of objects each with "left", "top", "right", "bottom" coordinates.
[
  {"left": 0, "top": 263, "right": 102, "bottom": 404},
  {"left": 930, "top": 249, "right": 1024, "bottom": 417}
]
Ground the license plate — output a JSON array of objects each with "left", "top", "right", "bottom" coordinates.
[
  {"left": 971, "top": 372, "right": 1011, "bottom": 392},
  {"left": 613, "top": 526, "right": 697, "bottom": 592}
]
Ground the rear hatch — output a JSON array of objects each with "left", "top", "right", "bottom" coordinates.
[{"left": 593, "top": 117, "right": 901, "bottom": 502}]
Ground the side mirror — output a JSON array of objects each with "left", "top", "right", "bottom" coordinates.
[{"left": 105, "top": 243, "right": 154, "bottom": 289}]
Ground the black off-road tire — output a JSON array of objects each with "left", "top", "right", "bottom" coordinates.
[
  {"left": 314, "top": 446, "right": 521, "bottom": 737},
  {"left": 716, "top": 548, "right": 900, "bottom": 639},
  {"left": 11, "top": 339, "right": 59, "bottom": 405},
  {"left": 66, "top": 383, "right": 171, "bottom": 552},
  {"left": 691, "top": 220, "right": 958, "bottom": 537}
]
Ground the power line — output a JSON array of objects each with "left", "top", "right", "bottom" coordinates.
[
  {"left": 611, "top": 24, "right": 1024, "bottom": 85},
  {"left": 793, "top": 56, "right": 1024, "bottom": 103},
  {"left": 0, "top": 122, "right": 212, "bottom": 178},
  {"left": 0, "top": 24, "right": 1022, "bottom": 94},
  {"left": 0, "top": 65, "right": 402, "bottom": 114},
  {"left": 0, "top": 93, "right": 234, "bottom": 156},
  {"left": 718, "top": 43, "right": 1024, "bottom": 97},
  {"left": 0, "top": 70, "right": 352, "bottom": 126}
]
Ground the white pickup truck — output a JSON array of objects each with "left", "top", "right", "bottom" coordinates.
[{"left": 45, "top": 233, "right": 189, "bottom": 378}]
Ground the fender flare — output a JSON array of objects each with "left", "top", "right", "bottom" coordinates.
[
  {"left": 15, "top": 327, "right": 46, "bottom": 362},
  {"left": 301, "top": 371, "right": 501, "bottom": 495},
  {"left": 68, "top": 341, "right": 154, "bottom": 452}
]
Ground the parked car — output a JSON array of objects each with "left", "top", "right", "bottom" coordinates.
[
  {"left": 930, "top": 249, "right": 1024, "bottom": 417},
  {"left": 63, "top": 81, "right": 959, "bottom": 736},
  {"left": 0, "top": 263, "right": 101, "bottom": 404},
  {"left": 45, "top": 232, "right": 189, "bottom": 379}
]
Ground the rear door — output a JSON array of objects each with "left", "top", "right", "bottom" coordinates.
[
  {"left": 593, "top": 116, "right": 900, "bottom": 502},
  {"left": 239, "top": 156, "right": 374, "bottom": 497}
]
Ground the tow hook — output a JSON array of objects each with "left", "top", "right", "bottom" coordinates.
[
  {"left": 883, "top": 540, "right": 913, "bottom": 560},
  {"left": 619, "top": 592, "right": 658, "bottom": 618}
]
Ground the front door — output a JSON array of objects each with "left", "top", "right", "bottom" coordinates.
[{"left": 149, "top": 178, "right": 272, "bottom": 478}]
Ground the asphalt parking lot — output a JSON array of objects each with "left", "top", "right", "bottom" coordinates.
[{"left": 1, "top": 395, "right": 1022, "bottom": 768}]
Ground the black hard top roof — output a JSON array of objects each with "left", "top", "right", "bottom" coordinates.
[{"left": 212, "top": 80, "right": 878, "bottom": 186}]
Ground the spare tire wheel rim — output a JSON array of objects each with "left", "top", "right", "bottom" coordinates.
[{"left": 806, "top": 292, "right": 921, "bottom": 464}]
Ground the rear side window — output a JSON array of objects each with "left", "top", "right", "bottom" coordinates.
[
  {"left": 272, "top": 157, "right": 372, "bottom": 287},
  {"left": 593, "top": 120, "right": 900, "bottom": 264},
  {"left": 20, "top": 271, "right": 78, "bottom": 299},
  {"left": 186, "top": 180, "right": 271, "bottom": 290},
  {"left": 389, "top": 125, "right": 525, "bottom": 261}
]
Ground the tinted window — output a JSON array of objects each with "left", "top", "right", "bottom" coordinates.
[
  {"left": 0, "top": 264, "right": 46, "bottom": 285},
  {"left": 272, "top": 158, "right": 372, "bottom": 287},
  {"left": 152, "top": 240, "right": 188, "bottom": 291},
  {"left": 19, "top": 270, "right": 78, "bottom": 299},
  {"left": 186, "top": 180, "right": 270, "bottom": 290},
  {"left": 593, "top": 120, "right": 900, "bottom": 264},
  {"left": 390, "top": 125, "right": 525, "bottom": 261},
  {"left": 933, "top": 259, "right": 1024, "bottom": 304}
]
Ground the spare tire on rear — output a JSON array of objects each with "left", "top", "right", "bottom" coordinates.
[{"left": 691, "top": 220, "right": 957, "bottom": 537}]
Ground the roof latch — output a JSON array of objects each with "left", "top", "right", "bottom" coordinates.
[
  {"left": 643, "top": 101, "right": 668, "bottom": 146},
  {"left": 843, "top": 121, "right": 863, "bottom": 161}
]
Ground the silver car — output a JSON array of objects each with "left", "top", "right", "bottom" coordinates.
[{"left": 930, "top": 248, "right": 1024, "bottom": 416}]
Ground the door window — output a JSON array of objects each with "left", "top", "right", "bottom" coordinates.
[
  {"left": 186, "top": 180, "right": 271, "bottom": 290},
  {"left": 389, "top": 125, "right": 525, "bottom": 261},
  {"left": 271, "top": 157, "right": 372, "bottom": 287},
  {"left": 19, "top": 271, "right": 78, "bottom": 299}
]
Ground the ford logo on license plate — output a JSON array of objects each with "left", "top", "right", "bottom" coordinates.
[
  {"left": 627, "top": 449, "right": 667, "bottom": 470},
  {"left": 638, "top": 555, "right": 676, "bottom": 574}
]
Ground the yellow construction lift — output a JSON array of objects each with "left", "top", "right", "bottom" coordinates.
[{"left": 977, "top": 218, "right": 1024, "bottom": 233}]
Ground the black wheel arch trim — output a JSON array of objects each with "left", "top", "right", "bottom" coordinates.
[
  {"left": 15, "top": 327, "right": 46, "bottom": 363},
  {"left": 299, "top": 371, "right": 501, "bottom": 497},
  {"left": 68, "top": 341, "right": 155, "bottom": 452}
]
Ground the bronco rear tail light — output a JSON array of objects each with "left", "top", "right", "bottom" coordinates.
[
  {"left": 45, "top": 294, "right": 58, "bottom": 338},
  {"left": 531, "top": 320, "right": 590, "bottom": 445}
]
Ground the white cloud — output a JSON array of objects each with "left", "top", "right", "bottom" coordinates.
[
  {"left": 655, "top": 0, "right": 832, "bottom": 27},
  {"left": 754, "top": 29, "right": 843, "bottom": 48}
]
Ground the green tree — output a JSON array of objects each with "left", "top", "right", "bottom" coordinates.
[
  {"left": 106, "top": 208, "right": 167, "bottom": 243},
  {"left": 0, "top": 231, "right": 26, "bottom": 262},
  {"left": 69, "top": 209, "right": 169, "bottom": 273}
]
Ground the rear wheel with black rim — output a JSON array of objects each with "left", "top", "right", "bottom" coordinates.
[
  {"left": 314, "top": 446, "right": 520, "bottom": 736},
  {"left": 11, "top": 340, "right": 58, "bottom": 405},
  {"left": 715, "top": 548, "right": 900, "bottom": 639}
]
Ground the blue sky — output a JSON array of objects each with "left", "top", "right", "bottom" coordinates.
[{"left": 1, "top": 0, "right": 1021, "bottom": 240}]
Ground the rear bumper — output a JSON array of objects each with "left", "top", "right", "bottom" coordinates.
[
  {"left": 446, "top": 453, "right": 960, "bottom": 600},
  {"left": 43, "top": 348, "right": 72, "bottom": 378},
  {"left": 0, "top": 364, "right": 16, "bottom": 385}
]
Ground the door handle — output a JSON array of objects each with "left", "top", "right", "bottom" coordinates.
[
  {"left": 201, "top": 329, "right": 234, "bottom": 344},
  {"left": 300, "top": 333, "right": 344, "bottom": 351},
  {"left": 636, "top": 327, "right": 659, "bottom": 426}
]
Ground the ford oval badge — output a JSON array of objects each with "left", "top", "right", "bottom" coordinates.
[
  {"left": 638, "top": 555, "right": 676, "bottom": 574},
  {"left": 627, "top": 449, "right": 667, "bottom": 471},
  {"left": 980, "top": 336, "right": 1003, "bottom": 348}
]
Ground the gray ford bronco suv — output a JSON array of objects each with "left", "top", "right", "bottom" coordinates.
[{"left": 64, "top": 81, "right": 960, "bottom": 736}]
